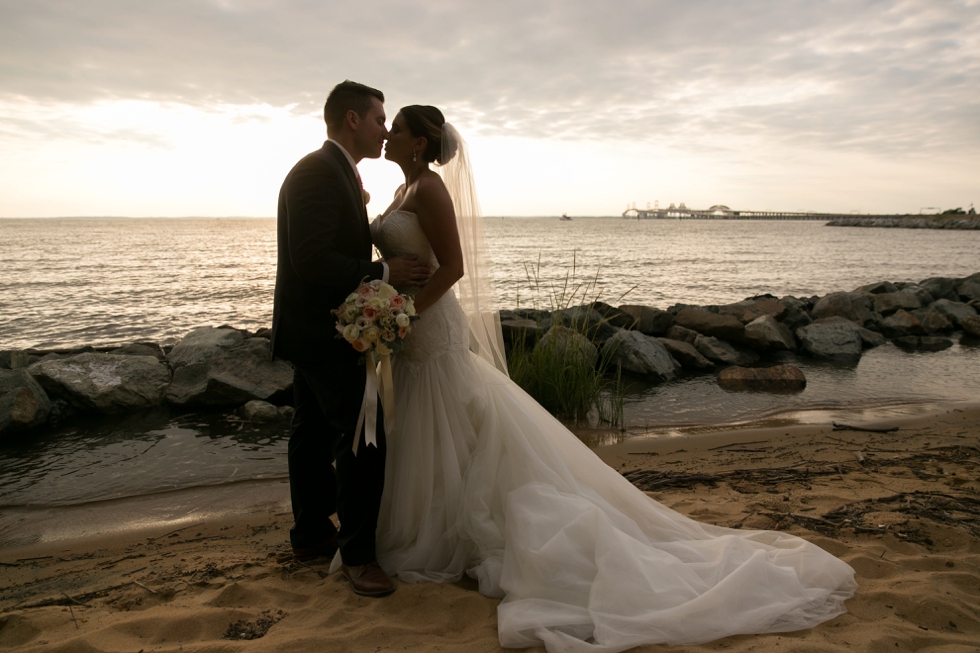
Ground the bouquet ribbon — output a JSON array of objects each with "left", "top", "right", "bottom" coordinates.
[{"left": 353, "top": 352, "right": 396, "bottom": 455}]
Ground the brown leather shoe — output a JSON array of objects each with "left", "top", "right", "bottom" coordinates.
[
  {"left": 292, "top": 533, "right": 338, "bottom": 563},
  {"left": 342, "top": 562, "right": 395, "bottom": 597}
]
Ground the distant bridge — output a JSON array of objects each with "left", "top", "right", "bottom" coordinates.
[{"left": 622, "top": 205, "right": 904, "bottom": 221}]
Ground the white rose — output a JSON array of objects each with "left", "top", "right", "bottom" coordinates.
[
  {"left": 377, "top": 284, "right": 396, "bottom": 300},
  {"left": 363, "top": 326, "right": 380, "bottom": 343},
  {"left": 395, "top": 313, "right": 411, "bottom": 328},
  {"left": 370, "top": 297, "right": 386, "bottom": 310},
  {"left": 342, "top": 324, "right": 360, "bottom": 342},
  {"left": 405, "top": 297, "right": 416, "bottom": 316},
  {"left": 376, "top": 342, "right": 392, "bottom": 356}
]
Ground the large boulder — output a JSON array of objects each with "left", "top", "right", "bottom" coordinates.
[
  {"left": 553, "top": 306, "right": 620, "bottom": 343},
  {"left": 0, "top": 369, "right": 52, "bottom": 436},
  {"left": 500, "top": 318, "right": 549, "bottom": 346},
  {"left": 960, "top": 315, "right": 980, "bottom": 337},
  {"left": 166, "top": 338, "right": 294, "bottom": 409},
  {"left": 958, "top": 279, "right": 980, "bottom": 302},
  {"left": 673, "top": 308, "right": 746, "bottom": 342},
  {"left": 893, "top": 336, "right": 954, "bottom": 352},
  {"left": 856, "top": 281, "right": 898, "bottom": 295},
  {"left": 693, "top": 335, "right": 741, "bottom": 365},
  {"left": 811, "top": 292, "right": 874, "bottom": 326},
  {"left": 879, "top": 309, "right": 924, "bottom": 338},
  {"left": 536, "top": 326, "right": 598, "bottom": 365},
  {"left": 28, "top": 353, "right": 171, "bottom": 414},
  {"left": 657, "top": 338, "right": 714, "bottom": 369},
  {"left": 717, "top": 297, "right": 787, "bottom": 324},
  {"left": 743, "top": 315, "right": 796, "bottom": 351},
  {"left": 873, "top": 290, "right": 921, "bottom": 315},
  {"left": 796, "top": 317, "right": 864, "bottom": 359},
  {"left": 592, "top": 302, "right": 639, "bottom": 329},
  {"left": 166, "top": 326, "right": 245, "bottom": 370},
  {"left": 601, "top": 330, "right": 680, "bottom": 381},
  {"left": 0, "top": 350, "right": 30, "bottom": 370},
  {"left": 718, "top": 365, "right": 807, "bottom": 392},
  {"left": 778, "top": 297, "right": 813, "bottom": 331},
  {"left": 665, "top": 324, "right": 700, "bottom": 344},
  {"left": 918, "top": 277, "right": 960, "bottom": 302},
  {"left": 618, "top": 305, "right": 674, "bottom": 336},
  {"left": 911, "top": 307, "right": 954, "bottom": 333},
  {"left": 930, "top": 299, "right": 977, "bottom": 328}
]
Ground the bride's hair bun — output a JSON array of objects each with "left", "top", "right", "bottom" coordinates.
[{"left": 400, "top": 105, "right": 457, "bottom": 164}]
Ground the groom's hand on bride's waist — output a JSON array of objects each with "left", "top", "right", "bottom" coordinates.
[{"left": 386, "top": 255, "right": 431, "bottom": 287}]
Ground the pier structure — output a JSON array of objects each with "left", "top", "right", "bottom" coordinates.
[{"left": 622, "top": 203, "right": 903, "bottom": 221}]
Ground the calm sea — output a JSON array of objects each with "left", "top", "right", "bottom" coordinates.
[{"left": 2, "top": 217, "right": 979, "bottom": 545}]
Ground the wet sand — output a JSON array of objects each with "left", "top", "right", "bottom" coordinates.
[{"left": 2, "top": 406, "right": 979, "bottom": 652}]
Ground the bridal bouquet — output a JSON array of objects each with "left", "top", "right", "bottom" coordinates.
[
  {"left": 333, "top": 279, "right": 417, "bottom": 455},
  {"left": 333, "top": 279, "right": 418, "bottom": 356}
]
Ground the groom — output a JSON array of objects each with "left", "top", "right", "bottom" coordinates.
[{"left": 271, "top": 80, "right": 428, "bottom": 597}]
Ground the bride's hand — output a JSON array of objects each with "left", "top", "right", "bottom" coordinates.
[{"left": 386, "top": 255, "right": 431, "bottom": 288}]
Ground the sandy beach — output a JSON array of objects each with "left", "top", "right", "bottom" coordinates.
[{"left": 2, "top": 405, "right": 978, "bottom": 653}]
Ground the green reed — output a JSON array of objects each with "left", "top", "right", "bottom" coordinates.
[{"left": 506, "top": 252, "right": 630, "bottom": 428}]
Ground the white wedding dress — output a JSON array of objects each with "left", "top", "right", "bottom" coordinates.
[{"left": 371, "top": 210, "right": 856, "bottom": 652}]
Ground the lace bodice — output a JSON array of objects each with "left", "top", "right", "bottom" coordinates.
[{"left": 371, "top": 211, "right": 468, "bottom": 367}]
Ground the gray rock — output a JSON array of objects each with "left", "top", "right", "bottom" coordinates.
[
  {"left": 0, "top": 369, "right": 52, "bottom": 436},
  {"left": 796, "top": 317, "right": 864, "bottom": 359},
  {"left": 930, "top": 299, "right": 978, "bottom": 328},
  {"left": 693, "top": 335, "right": 742, "bottom": 365},
  {"left": 553, "top": 306, "right": 620, "bottom": 343},
  {"left": 879, "top": 309, "right": 924, "bottom": 338},
  {"left": 112, "top": 342, "right": 166, "bottom": 360},
  {"left": 0, "top": 350, "right": 30, "bottom": 370},
  {"left": 500, "top": 318, "right": 548, "bottom": 346},
  {"left": 673, "top": 308, "right": 746, "bottom": 342},
  {"left": 717, "top": 298, "right": 787, "bottom": 324},
  {"left": 618, "top": 305, "right": 674, "bottom": 336},
  {"left": 873, "top": 290, "right": 921, "bottom": 315},
  {"left": 166, "top": 338, "right": 294, "bottom": 409},
  {"left": 743, "top": 315, "right": 796, "bottom": 351},
  {"left": 241, "top": 399, "right": 282, "bottom": 422},
  {"left": 910, "top": 308, "right": 953, "bottom": 333},
  {"left": 960, "top": 315, "right": 980, "bottom": 337},
  {"left": 778, "top": 297, "right": 813, "bottom": 331},
  {"left": 718, "top": 365, "right": 806, "bottom": 392},
  {"left": 537, "top": 325, "right": 598, "bottom": 366},
  {"left": 811, "top": 292, "right": 874, "bottom": 326},
  {"left": 911, "top": 287, "right": 935, "bottom": 306},
  {"left": 28, "top": 353, "right": 171, "bottom": 414},
  {"left": 957, "top": 280, "right": 980, "bottom": 302},
  {"left": 665, "top": 324, "right": 700, "bottom": 344},
  {"left": 855, "top": 281, "right": 898, "bottom": 295},
  {"left": 657, "top": 338, "right": 714, "bottom": 369},
  {"left": 892, "top": 336, "right": 954, "bottom": 352},
  {"left": 601, "top": 330, "right": 680, "bottom": 381},
  {"left": 857, "top": 327, "right": 886, "bottom": 349},
  {"left": 166, "top": 326, "right": 245, "bottom": 370},
  {"left": 919, "top": 277, "right": 960, "bottom": 302},
  {"left": 592, "top": 302, "right": 640, "bottom": 329}
]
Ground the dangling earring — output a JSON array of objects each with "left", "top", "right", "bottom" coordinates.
[{"left": 413, "top": 151, "right": 417, "bottom": 163}]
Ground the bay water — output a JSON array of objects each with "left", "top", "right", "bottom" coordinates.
[{"left": 2, "top": 217, "right": 979, "bottom": 544}]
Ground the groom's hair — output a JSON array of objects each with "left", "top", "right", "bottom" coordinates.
[{"left": 324, "top": 81, "right": 385, "bottom": 131}]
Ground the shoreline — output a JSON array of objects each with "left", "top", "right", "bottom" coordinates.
[{"left": 3, "top": 403, "right": 978, "bottom": 651}]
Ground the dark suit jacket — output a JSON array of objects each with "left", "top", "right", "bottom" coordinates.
[{"left": 271, "top": 141, "right": 385, "bottom": 368}]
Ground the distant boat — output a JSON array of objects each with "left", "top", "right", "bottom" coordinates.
[{"left": 559, "top": 213, "right": 572, "bottom": 221}]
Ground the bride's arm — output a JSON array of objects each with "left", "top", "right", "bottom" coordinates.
[{"left": 411, "top": 175, "right": 463, "bottom": 314}]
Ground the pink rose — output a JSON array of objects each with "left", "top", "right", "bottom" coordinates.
[
  {"left": 357, "top": 285, "right": 373, "bottom": 297},
  {"left": 362, "top": 306, "right": 377, "bottom": 320},
  {"left": 351, "top": 338, "right": 369, "bottom": 352},
  {"left": 389, "top": 294, "right": 405, "bottom": 309}
]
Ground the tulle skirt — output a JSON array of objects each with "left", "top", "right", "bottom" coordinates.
[{"left": 375, "top": 346, "right": 856, "bottom": 652}]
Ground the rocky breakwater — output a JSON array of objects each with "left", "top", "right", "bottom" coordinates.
[
  {"left": 0, "top": 326, "right": 294, "bottom": 439},
  {"left": 826, "top": 216, "right": 980, "bottom": 230},
  {"left": 498, "top": 271, "right": 980, "bottom": 393}
]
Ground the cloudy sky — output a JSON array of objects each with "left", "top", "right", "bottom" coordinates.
[{"left": 1, "top": 0, "right": 977, "bottom": 217}]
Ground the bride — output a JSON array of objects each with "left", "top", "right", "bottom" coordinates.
[{"left": 366, "top": 105, "right": 856, "bottom": 652}]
